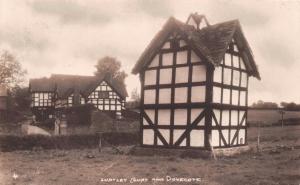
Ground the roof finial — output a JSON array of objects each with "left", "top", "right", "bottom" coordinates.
[{"left": 186, "top": 13, "right": 209, "bottom": 30}]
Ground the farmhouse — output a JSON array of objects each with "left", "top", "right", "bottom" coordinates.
[
  {"left": 132, "top": 13, "right": 260, "bottom": 149},
  {"left": 29, "top": 74, "right": 127, "bottom": 121}
]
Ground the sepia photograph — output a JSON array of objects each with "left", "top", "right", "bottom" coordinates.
[{"left": 0, "top": 0, "right": 299, "bottom": 184}]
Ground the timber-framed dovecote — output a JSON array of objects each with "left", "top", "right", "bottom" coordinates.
[{"left": 132, "top": 13, "right": 260, "bottom": 150}]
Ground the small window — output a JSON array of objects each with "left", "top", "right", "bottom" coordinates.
[{"left": 98, "top": 92, "right": 109, "bottom": 98}]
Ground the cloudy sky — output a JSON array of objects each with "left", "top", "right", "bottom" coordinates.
[{"left": 0, "top": 0, "right": 300, "bottom": 104}]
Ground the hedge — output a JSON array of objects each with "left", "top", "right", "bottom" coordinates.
[{"left": 0, "top": 132, "right": 139, "bottom": 152}]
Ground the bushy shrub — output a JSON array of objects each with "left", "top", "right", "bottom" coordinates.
[{"left": 0, "top": 132, "right": 139, "bottom": 152}]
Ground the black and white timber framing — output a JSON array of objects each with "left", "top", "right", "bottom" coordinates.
[
  {"left": 29, "top": 74, "right": 127, "bottom": 121},
  {"left": 132, "top": 13, "right": 260, "bottom": 149}
]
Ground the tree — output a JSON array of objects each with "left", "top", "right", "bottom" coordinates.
[
  {"left": 0, "top": 50, "right": 27, "bottom": 89},
  {"left": 13, "top": 86, "right": 31, "bottom": 110},
  {"left": 251, "top": 100, "right": 278, "bottom": 108},
  {"left": 281, "top": 102, "right": 300, "bottom": 111},
  {"left": 131, "top": 88, "right": 140, "bottom": 102},
  {"left": 94, "top": 56, "right": 127, "bottom": 84}
]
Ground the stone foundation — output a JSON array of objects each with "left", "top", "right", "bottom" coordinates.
[{"left": 213, "top": 146, "right": 250, "bottom": 157}]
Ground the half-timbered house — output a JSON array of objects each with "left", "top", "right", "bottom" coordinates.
[
  {"left": 29, "top": 74, "right": 127, "bottom": 121},
  {"left": 132, "top": 13, "right": 260, "bottom": 149}
]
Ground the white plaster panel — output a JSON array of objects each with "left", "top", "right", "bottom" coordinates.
[
  {"left": 175, "top": 66, "right": 189, "bottom": 83},
  {"left": 148, "top": 54, "right": 159, "bottom": 67},
  {"left": 222, "top": 110, "right": 230, "bottom": 126},
  {"left": 191, "top": 86, "right": 206, "bottom": 102},
  {"left": 158, "top": 109, "right": 171, "bottom": 125},
  {"left": 239, "top": 111, "right": 246, "bottom": 125},
  {"left": 176, "top": 51, "right": 188, "bottom": 64},
  {"left": 231, "top": 110, "right": 238, "bottom": 126},
  {"left": 159, "top": 88, "right": 171, "bottom": 104},
  {"left": 142, "top": 118, "right": 147, "bottom": 126},
  {"left": 144, "top": 90, "right": 156, "bottom": 104},
  {"left": 174, "top": 109, "right": 187, "bottom": 125},
  {"left": 223, "top": 68, "right": 232, "bottom": 85},
  {"left": 145, "top": 109, "right": 155, "bottom": 123},
  {"left": 214, "top": 67, "right": 222, "bottom": 83},
  {"left": 191, "top": 51, "right": 201, "bottom": 63},
  {"left": 230, "top": 129, "right": 237, "bottom": 145},
  {"left": 159, "top": 68, "right": 172, "bottom": 84},
  {"left": 232, "top": 70, "right": 240, "bottom": 86},
  {"left": 223, "top": 88, "right": 231, "bottom": 104},
  {"left": 240, "top": 91, "right": 246, "bottom": 106},
  {"left": 173, "top": 129, "right": 185, "bottom": 146},
  {"left": 233, "top": 44, "right": 239, "bottom": 52},
  {"left": 213, "top": 109, "right": 221, "bottom": 126},
  {"left": 174, "top": 87, "right": 188, "bottom": 103},
  {"left": 192, "top": 65, "right": 206, "bottom": 82},
  {"left": 157, "top": 129, "right": 170, "bottom": 145},
  {"left": 190, "top": 130, "right": 204, "bottom": 147},
  {"left": 162, "top": 42, "right": 171, "bottom": 49},
  {"left": 179, "top": 40, "right": 187, "bottom": 47},
  {"left": 232, "top": 56, "right": 239, "bottom": 68},
  {"left": 162, "top": 53, "right": 173, "bottom": 66},
  {"left": 199, "top": 21, "right": 207, "bottom": 29},
  {"left": 180, "top": 138, "right": 187, "bottom": 146},
  {"left": 240, "top": 58, "right": 246, "bottom": 70},
  {"left": 221, "top": 129, "right": 229, "bottom": 145},
  {"left": 232, "top": 90, "right": 239, "bottom": 105},
  {"left": 191, "top": 108, "right": 204, "bottom": 125},
  {"left": 238, "top": 129, "right": 245, "bottom": 144},
  {"left": 225, "top": 53, "right": 231, "bottom": 66},
  {"left": 211, "top": 130, "right": 220, "bottom": 147},
  {"left": 213, "top": 87, "right": 221, "bottom": 103},
  {"left": 143, "top": 129, "right": 154, "bottom": 145},
  {"left": 144, "top": 70, "right": 157, "bottom": 85},
  {"left": 241, "top": 72, "right": 247, "bottom": 87}
]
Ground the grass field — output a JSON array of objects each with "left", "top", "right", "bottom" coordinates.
[
  {"left": 0, "top": 125, "right": 299, "bottom": 185},
  {"left": 248, "top": 109, "right": 300, "bottom": 126}
]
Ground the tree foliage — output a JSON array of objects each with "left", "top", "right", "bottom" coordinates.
[
  {"left": 251, "top": 100, "right": 278, "bottom": 109},
  {"left": 13, "top": 86, "right": 31, "bottom": 110},
  {"left": 0, "top": 50, "right": 27, "bottom": 89},
  {"left": 94, "top": 56, "right": 127, "bottom": 84},
  {"left": 280, "top": 102, "right": 300, "bottom": 111}
]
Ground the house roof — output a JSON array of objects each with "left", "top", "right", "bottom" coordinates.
[
  {"left": 132, "top": 14, "right": 260, "bottom": 79},
  {"left": 29, "top": 74, "right": 128, "bottom": 99}
]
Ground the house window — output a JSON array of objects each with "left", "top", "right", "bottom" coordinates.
[
  {"left": 98, "top": 92, "right": 109, "bottom": 98},
  {"left": 32, "top": 92, "right": 53, "bottom": 107},
  {"left": 67, "top": 95, "right": 73, "bottom": 106},
  {"left": 80, "top": 97, "right": 85, "bottom": 104}
]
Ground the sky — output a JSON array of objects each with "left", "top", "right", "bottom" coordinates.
[{"left": 0, "top": 0, "right": 300, "bottom": 104}]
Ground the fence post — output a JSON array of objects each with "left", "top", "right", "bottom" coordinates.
[
  {"left": 209, "top": 135, "right": 217, "bottom": 160},
  {"left": 257, "top": 122, "right": 261, "bottom": 152},
  {"left": 98, "top": 133, "right": 102, "bottom": 153}
]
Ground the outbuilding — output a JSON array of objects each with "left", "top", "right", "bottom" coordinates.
[{"left": 132, "top": 13, "right": 260, "bottom": 149}]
